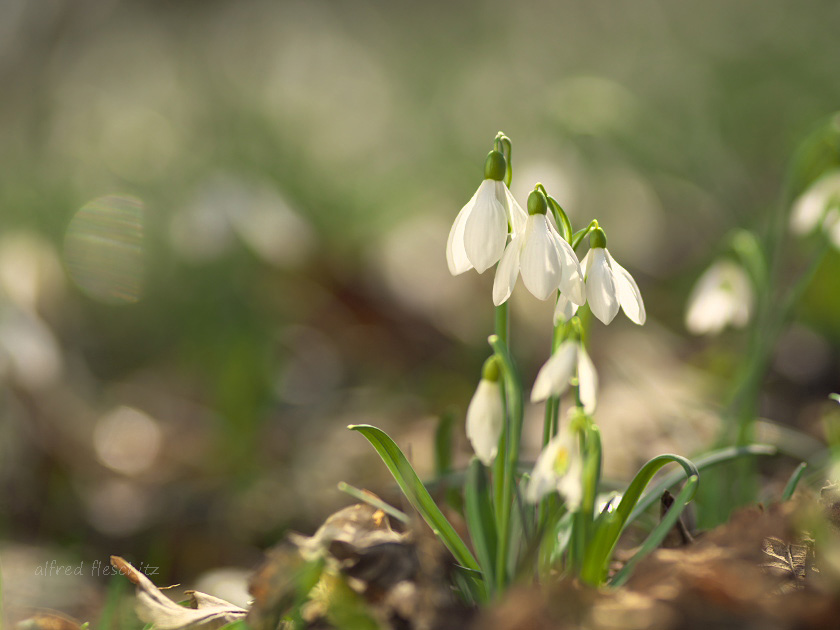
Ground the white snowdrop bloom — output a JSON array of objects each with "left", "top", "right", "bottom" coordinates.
[
  {"left": 580, "top": 228, "right": 645, "bottom": 325},
  {"left": 531, "top": 339, "right": 597, "bottom": 414},
  {"left": 493, "top": 190, "right": 585, "bottom": 306},
  {"left": 553, "top": 293, "right": 579, "bottom": 324},
  {"left": 685, "top": 260, "right": 753, "bottom": 335},
  {"left": 526, "top": 425, "right": 583, "bottom": 509},
  {"left": 447, "top": 151, "right": 527, "bottom": 275},
  {"left": 790, "top": 169, "right": 840, "bottom": 248},
  {"left": 466, "top": 357, "right": 505, "bottom": 466}
]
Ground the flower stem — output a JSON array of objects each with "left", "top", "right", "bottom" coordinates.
[{"left": 489, "top": 334, "right": 524, "bottom": 592}]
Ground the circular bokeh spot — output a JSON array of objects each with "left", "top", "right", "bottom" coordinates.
[{"left": 64, "top": 195, "right": 145, "bottom": 304}]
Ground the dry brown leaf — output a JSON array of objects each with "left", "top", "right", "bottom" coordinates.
[
  {"left": 760, "top": 536, "right": 816, "bottom": 591},
  {"left": 110, "top": 556, "right": 247, "bottom": 630}
]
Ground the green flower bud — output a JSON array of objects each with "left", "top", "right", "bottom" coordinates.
[
  {"left": 481, "top": 356, "right": 501, "bottom": 382},
  {"left": 484, "top": 151, "right": 507, "bottom": 181},
  {"left": 589, "top": 227, "right": 607, "bottom": 249},
  {"left": 527, "top": 189, "right": 548, "bottom": 216}
]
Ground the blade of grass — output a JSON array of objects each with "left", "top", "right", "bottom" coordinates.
[
  {"left": 627, "top": 444, "right": 776, "bottom": 525},
  {"left": 348, "top": 424, "right": 481, "bottom": 574},
  {"left": 464, "top": 458, "right": 497, "bottom": 595},
  {"left": 580, "top": 453, "right": 698, "bottom": 585},
  {"left": 782, "top": 462, "right": 807, "bottom": 501},
  {"left": 609, "top": 475, "right": 699, "bottom": 587}
]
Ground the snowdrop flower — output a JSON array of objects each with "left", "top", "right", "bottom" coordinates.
[
  {"left": 493, "top": 189, "right": 585, "bottom": 306},
  {"left": 553, "top": 293, "right": 579, "bottom": 324},
  {"left": 531, "top": 338, "right": 597, "bottom": 414},
  {"left": 685, "top": 260, "right": 753, "bottom": 335},
  {"left": 466, "top": 357, "right": 505, "bottom": 466},
  {"left": 580, "top": 228, "right": 645, "bottom": 325},
  {"left": 526, "top": 423, "right": 583, "bottom": 509},
  {"left": 447, "top": 151, "right": 527, "bottom": 275},
  {"left": 790, "top": 168, "right": 840, "bottom": 248}
]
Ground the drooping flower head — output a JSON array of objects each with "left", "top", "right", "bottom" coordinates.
[
  {"left": 790, "top": 168, "right": 840, "bottom": 248},
  {"left": 526, "top": 419, "right": 583, "bottom": 509},
  {"left": 580, "top": 227, "right": 645, "bottom": 326},
  {"left": 685, "top": 259, "right": 753, "bottom": 335},
  {"left": 466, "top": 356, "right": 505, "bottom": 466},
  {"left": 531, "top": 332, "right": 598, "bottom": 414},
  {"left": 447, "top": 150, "right": 527, "bottom": 275},
  {"left": 493, "top": 188, "right": 585, "bottom": 306}
]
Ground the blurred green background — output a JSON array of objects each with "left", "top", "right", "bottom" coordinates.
[{"left": 2, "top": 0, "right": 840, "bottom": 622}]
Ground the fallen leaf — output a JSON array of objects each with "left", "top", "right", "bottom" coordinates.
[{"left": 110, "top": 556, "right": 247, "bottom": 630}]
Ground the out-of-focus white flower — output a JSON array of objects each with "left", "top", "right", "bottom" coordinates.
[
  {"left": 790, "top": 169, "right": 840, "bottom": 248},
  {"left": 531, "top": 339, "right": 597, "bottom": 414},
  {"left": 526, "top": 425, "right": 583, "bottom": 509},
  {"left": 685, "top": 260, "right": 753, "bottom": 335},
  {"left": 447, "top": 151, "right": 527, "bottom": 275},
  {"left": 553, "top": 293, "right": 579, "bottom": 324},
  {"left": 493, "top": 190, "right": 585, "bottom": 305},
  {"left": 466, "top": 358, "right": 505, "bottom": 466},
  {"left": 580, "top": 228, "right": 645, "bottom": 325}
]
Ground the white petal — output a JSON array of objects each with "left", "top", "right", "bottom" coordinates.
[
  {"left": 576, "top": 345, "right": 598, "bottom": 414},
  {"left": 551, "top": 228, "right": 586, "bottom": 305},
  {"left": 685, "top": 260, "right": 752, "bottom": 335},
  {"left": 585, "top": 248, "right": 619, "bottom": 324},
  {"left": 466, "top": 379, "right": 505, "bottom": 466},
  {"left": 526, "top": 436, "right": 563, "bottom": 503},
  {"left": 502, "top": 184, "right": 528, "bottom": 237},
  {"left": 520, "top": 215, "right": 563, "bottom": 301},
  {"left": 446, "top": 192, "right": 475, "bottom": 275},
  {"left": 464, "top": 180, "right": 508, "bottom": 273},
  {"left": 492, "top": 234, "right": 524, "bottom": 305},
  {"left": 531, "top": 341, "right": 577, "bottom": 402},
  {"left": 553, "top": 293, "right": 579, "bottom": 324},
  {"left": 790, "top": 170, "right": 840, "bottom": 235},
  {"left": 580, "top": 248, "right": 592, "bottom": 276},
  {"left": 526, "top": 429, "right": 580, "bottom": 507},
  {"left": 826, "top": 209, "right": 840, "bottom": 249},
  {"left": 557, "top": 453, "right": 583, "bottom": 511},
  {"left": 606, "top": 250, "right": 646, "bottom": 325}
]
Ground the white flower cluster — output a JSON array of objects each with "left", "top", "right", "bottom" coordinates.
[
  {"left": 449, "top": 141, "right": 650, "bottom": 511},
  {"left": 446, "top": 170, "right": 645, "bottom": 327}
]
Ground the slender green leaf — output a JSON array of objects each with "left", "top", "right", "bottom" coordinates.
[
  {"left": 581, "top": 453, "right": 698, "bottom": 584},
  {"left": 348, "top": 424, "right": 481, "bottom": 573},
  {"left": 337, "top": 482, "right": 409, "bottom": 524},
  {"left": 627, "top": 444, "right": 776, "bottom": 524},
  {"left": 609, "top": 475, "right": 699, "bottom": 587},
  {"left": 488, "top": 333, "right": 525, "bottom": 592},
  {"left": 782, "top": 462, "right": 807, "bottom": 501},
  {"left": 464, "top": 458, "right": 496, "bottom": 593}
]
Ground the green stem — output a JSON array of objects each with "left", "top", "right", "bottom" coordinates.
[
  {"left": 492, "top": 302, "right": 509, "bottom": 533},
  {"left": 489, "top": 334, "right": 524, "bottom": 592}
]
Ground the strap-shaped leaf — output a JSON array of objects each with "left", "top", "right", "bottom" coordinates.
[
  {"left": 626, "top": 444, "right": 776, "bottom": 524},
  {"left": 348, "top": 424, "right": 481, "bottom": 573},
  {"left": 782, "top": 461, "right": 807, "bottom": 501},
  {"left": 465, "top": 457, "right": 497, "bottom": 593},
  {"left": 609, "top": 475, "right": 699, "bottom": 587},
  {"left": 581, "top": 453, "right": 698, "bottom": 584}
]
